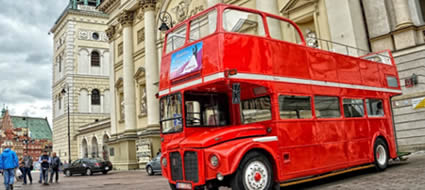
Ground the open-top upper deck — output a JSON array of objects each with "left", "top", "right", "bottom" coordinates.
[{"left": 159, "top": 4, "right": 401, "bottom": 97}]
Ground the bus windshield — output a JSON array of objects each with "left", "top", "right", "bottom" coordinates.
[
  {"left": 184, "top": 91, "right": 230, "bottom": 127},
  {"left": 160, "top": 93, "right": 183, "bottom": 134}
]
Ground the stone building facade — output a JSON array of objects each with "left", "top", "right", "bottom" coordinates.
[
  {"left": 362, "top": 0, "right": 425, "bottom": 152},
  {"left": 97, "top": 0, "right": 375, "bottom": 169},
  {"left": 50, "top": 0, "right": 112, "bottom": 163}
]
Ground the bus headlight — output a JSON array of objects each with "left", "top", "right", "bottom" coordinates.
[
  {"left": 210, "top": 155, "right": 219, "bottom": 167},
  {"left": 162, "top": 157, "right": 167, "bottom": 167}
]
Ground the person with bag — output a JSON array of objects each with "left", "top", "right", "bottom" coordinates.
[
  {"left": 49, "top": 152, "right": 60, "bottom": 183},
  {"left": 0, "top": 145, "right": 19, "bottom": 190},
  {"left": 22, "top": 152, "right": 33, "bottom": 185},
  {"left": 38, "top": 151, "right": 50, "bottom": 185}
]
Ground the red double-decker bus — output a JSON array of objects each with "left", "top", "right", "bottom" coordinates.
[{"left": 158, "top": 4, "right": 402, "bottom": 190}]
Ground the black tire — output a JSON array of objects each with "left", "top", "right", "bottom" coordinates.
[
  {"left": 231, "top": 151, "right": 274, "bottom": 190},
  {"left": 102, "top": 171, "right": 108, "bottom": 175},
  {"left": 374, "top": 138, "right": 389, "bottom": 171},
  {"left": 146, "top": 166, "right": 154, "bottom": 176},
  {"left": 65, "top": 170, "right": 72, "bottom": 177},
  {"left": 86, "top": 168, "right": 93, "bottom": 176},
  {"left": 169, "top": 183, "right": 177, "bottom": 190}
]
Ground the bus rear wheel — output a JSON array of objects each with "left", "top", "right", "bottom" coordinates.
[
  {"left": 231, "top": 151, "right": 273, "bottom": 190},
  {"left": 374, "top": 138, "right": 389, "bottom": 171}
]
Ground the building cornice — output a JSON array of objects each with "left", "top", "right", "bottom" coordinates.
[{"left": 51, "top": 9, "right": 109, "bottom": 33}]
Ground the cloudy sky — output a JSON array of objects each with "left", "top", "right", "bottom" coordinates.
[{"left": 0, "top": 0, "right": 68, "bottom": 124}]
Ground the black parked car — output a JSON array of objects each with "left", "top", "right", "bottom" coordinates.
[
  {"left": 64, "top": 158, "right": 112, "bottom": 176},
  {"left": 146, "top": 153, "right": 162, "bottom": 175}
]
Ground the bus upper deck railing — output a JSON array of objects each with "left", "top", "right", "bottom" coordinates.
[{"left": 307, "top": 37, "right": 393, "bottom": 65}]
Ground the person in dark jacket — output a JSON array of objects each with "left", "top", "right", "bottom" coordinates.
[
  {"left": 22, "top": 152, "right": 33, "bottom": 185},
  {"left": 38, "top": 151, "right": 50, "bottom": 185},
  {"left": 49, "top": 152, "right": 60, "bottom": 183},
  {"left": 0, "top": 146, "right": 19, "bottom": 190}
]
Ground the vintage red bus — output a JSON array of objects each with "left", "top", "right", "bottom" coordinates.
[{"left": 158, "top": 4, "right": 402, "bottom": 190}]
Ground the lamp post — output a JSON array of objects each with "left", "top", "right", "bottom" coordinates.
[
  {"left": 158, "top": 11, "right": 173, "bottom": 32},
  {"left": 61, "top": 85, "right": 71, "bottom": 164}
]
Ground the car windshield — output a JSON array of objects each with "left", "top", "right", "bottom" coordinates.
[
  {"left": 160, "top": 93, "right": 183, "bottom": 134},
  {"left": 184, "top": 91, "right": 230, "bottom": 127}
]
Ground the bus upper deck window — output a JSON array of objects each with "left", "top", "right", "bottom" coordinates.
[
  {"left": 166, "top": 24, "right": 187, "bottom": 54},
  {"left": 223, "top": 9, "right": 266, "bottom": 36},
  {"left": 266, "top": 17, "right": 302, "bottom": 44},
  {"left": 189, "top": 9, "right": 217, "bottom": 42}
]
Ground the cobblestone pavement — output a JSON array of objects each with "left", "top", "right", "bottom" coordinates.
[{"left": 1, "top": 152, "right": 425, "bottom": 190}]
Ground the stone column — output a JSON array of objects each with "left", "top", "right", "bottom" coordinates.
[
  {"left": 119, "top": 11, "right": 138, "bottom": 133},
  {"left": 100, "top": 94, "right": 104, "bottom": 113},
  {"left": 141, "top": 0, "right": 160, "bottom": 129},
  {"left": 392, "top": 0, "right": 413, "bottom": 29},
  {"left": 256, "top": 0, "right": 282, "bottom": 38},
  {"left": 106, "top": 26, "right": 117, "bottom": 135}
]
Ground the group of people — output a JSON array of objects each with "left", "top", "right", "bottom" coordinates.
[{"left": 0, "top": 146, "right": 62, "bottom": 190}]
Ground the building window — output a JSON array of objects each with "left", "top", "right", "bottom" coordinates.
[
  {"left": 91, "top": 51, "right": 100, "bottom": 67},
  {"left": 92, "top": 89, "right": 100, "bottom": 105},
  {"left": 140, "top": 86, "right": 147, "bottom": 115}
]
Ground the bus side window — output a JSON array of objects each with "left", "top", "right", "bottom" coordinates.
[
  {"left": 166, "top": 24, "right": 187, "bottom": 54},
  {"left": 266, "top": 17, "right": 302, "bottom": 44},
  {"left": 366, "top": 99, "right": 384, "bottom": 117},
  {"left": 314, "top": 96, "right": 341, "bottom": 118},
  {"left": 223, "top": 9, "right": 266, "bottom": 37},
  {"left": 279, "top": 95, "right": 312, "bottom": 119},
  {"left": 343, "top": 99, "right": 364, "bottom": 118},
  {"left": 241, "top": 96, "right": 272, "bottom": 124},
  {"left": 189, "top": 9, "right": 217, "bottom": 42}
]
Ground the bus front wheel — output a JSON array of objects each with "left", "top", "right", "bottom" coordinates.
[
  {"left": 374, "top": 138, "right": 389, "bottom": 171},
  {"left": 231, "top": 151, "right": 274, "bottom": 190}
]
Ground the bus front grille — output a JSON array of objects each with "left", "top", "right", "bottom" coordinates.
[
  {"left": 184, "top": 151, "right": 199, "bottom": 182},
  {"left": 170, "top": 152, "right": 183, "bottom": 181}
]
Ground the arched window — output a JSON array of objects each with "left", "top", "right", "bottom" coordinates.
[
  {"left": 92, "top": 89, "right": 100, "bottom": 105},
  {"left": 91, "top": 51, "right": 100, "bottom": 67}
]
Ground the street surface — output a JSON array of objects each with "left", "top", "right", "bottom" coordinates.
[{"left": 1, "top": 152, "right": 425, "bottom": 190}]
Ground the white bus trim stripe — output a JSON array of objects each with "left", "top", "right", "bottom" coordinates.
[
  {"left": 253, "top": 136, "right": 278, "bottom": 142},
  {"left": 170, "top": 78, "right": 202, "bottom": 92},
  {"left": 160, "top": 72, "right": 401, "bottom": 95},
  {"left": 231, "top": 73, "right": 402, "bottom": 94}
]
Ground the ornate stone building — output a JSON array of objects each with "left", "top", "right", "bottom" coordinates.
[
  {"left": 97, "top": 0, "right": 374, "bottom": 169},
  {"left": 50, "top": 0, "right": 111, "bottom": 163},
  {"left": 362, "top": 0, "right": 425, "bottom": 152}
]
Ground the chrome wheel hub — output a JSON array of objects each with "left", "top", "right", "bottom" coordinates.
[
  {"left": 244, "top": 161, "right": 268, "bottom": 190},
  {"left": 376, "top": 144, "right": 387, "bottom": 165}
]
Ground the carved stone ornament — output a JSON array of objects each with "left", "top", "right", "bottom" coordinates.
[
  {"left": 118, "top": 11, "right": 134, "bottom": 26},
  {"left": 172, "top": 0, "right": 192, "bottom": 22},
  {"left": 105, "top": 26, "right": 115, "bottom": 40},
  {"left": 140, "top": 0, "right": 157, "bottom": 11}
]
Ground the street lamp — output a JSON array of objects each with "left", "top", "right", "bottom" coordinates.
[
  {"left": 61, "top": 85, "right": 71, "bottom": 164},
  {"left": 158, "top": 11, "right": 173, "bottom": 32}
]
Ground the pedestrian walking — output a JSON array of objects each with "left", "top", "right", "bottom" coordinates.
[
  {"left": 0, "top": 146, "right": 19, "bottom": 190},
  {"left": 22, "top": 152, "right": 33, "bottom": 185},
  {"left": 49, "top": 152, "right": 61, "bottom": 183},
  {"left": 38, "top": 151, "right": 50, "bottom": 185}
]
